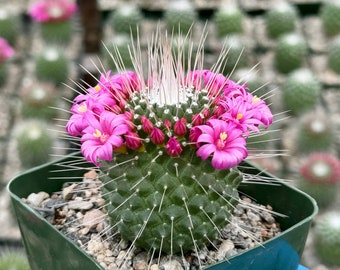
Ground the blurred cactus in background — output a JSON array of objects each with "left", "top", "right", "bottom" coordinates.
[
  {"left": 164, "top": 0, "right": 197, "bottom": 35},
  {"left": 14, "top": 120, "right": 54, "bottom": 168},
  {"left": 20, "top": 81, "right": 58, "bottom": 120},
  {"left": 320, "top": 0, "right": 340, "bottom": 36},
  {"left": 28, "top": 0, "right": 78, "bottom": 44},
  {"left": 213, "top": 3, "right": 244, "bottom": 38},
  {"left": 108, "top": 3, "right": 143, "bottom": 38},
  {"left": 314, "top": 212, "right": 340, "bottom": 266},
  {"left": 298, "top": 153, "right": 340, "bottom": 208},
  {"left": 274, "top": 33, "right": 307, "bottom": 74},
  {"left": 34, "top": 47, "right": 69, "bottom": 86},
  {"left": 328, "top": 35, "right": 340, "bottom": 74},
  {"left": 0, "top": 37, "right": 14, "bottom": 88},
  {"left": 281, "top": 68, "right": 321, "bottom": 116},
  {"left": 265, "top": 1, "right": 298, "bottom": 39},
  {"left": 0, "top": 9, "right": 20, "bottom": 46},
  {"left": 296, "top": 111, "right": 334, "bottom": 153}
]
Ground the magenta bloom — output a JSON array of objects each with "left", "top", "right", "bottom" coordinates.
[
  {"left": 166, "top": 137, "right": 183, "bottom": 157},
  {"left": 80, "top": 111, "right": 129, "bottom": 166},
  {"left": 196, "top": 119, "right": 248, "bottom": 170},
  {"left": 29, "top": 0, "right": 77, "bottom": 23},
  {"left": 0, "top": 37, "right": 14, "bottom": 64}
]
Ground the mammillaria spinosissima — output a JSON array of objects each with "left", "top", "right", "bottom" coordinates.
[{"left": 65, "top": 28, "right": 275, "bottom": 262}]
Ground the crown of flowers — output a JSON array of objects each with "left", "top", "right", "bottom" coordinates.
[
  {"left": 66, "top": 33, "right": 274, "bottom": 170},
  {"left": 28, "top": 0, "right": 77, "bottom": 23},
  {"left": 0, "top": 37, "right": 14, "bottom": 64}
]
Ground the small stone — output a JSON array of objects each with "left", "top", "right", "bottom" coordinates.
[
  {"left": 150, "top": 264, "right": 159, "bottom": 270},
  {"left": 83, "top": 209, "right": 105, "bottom": 229},
  {"left": 68, "top": 199, "right": 93, "bottom": 210},
  {"left": 27, "top": 192, "right": 49, "bottom": 206},
  {"left": 160, "top": 258, "right": 183, "bottom": 270},
  {"left": 260, "top": 211, "right": 275, "bottom": 224},
  {"left": 84, "top": 170, "right": 98, "bottom": 180},
  {"left": 62, "top": 183, "right": 77, "bottom": 200},
  {"left": 216, "top": 240, "right": 235, "bottom": 261}
]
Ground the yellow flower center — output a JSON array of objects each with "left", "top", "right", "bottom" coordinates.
[
  {"left": 78, "top": 103, "right": 87, "bottom": 113},
  {"left": 252, "top": 96, "right": 260, "bottom": 104},
  {"left": 236, "top": 113, "right": 243, "bottom": 120},
  {"left": 220, "top": 132, "right": 227, "bottom": 141},
  {"left": 93, "top": 129, "right": 108, "bottom": 143},
  {"left": 94, "top": 84, "right": 101, "bottom": 92}
]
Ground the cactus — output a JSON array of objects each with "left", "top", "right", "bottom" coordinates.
[
  {"left": 20, "top": 81, "right": 58, "bottom": 120},
  {"left": 101, "top": 34, "right": 133, "bottom": 71},
  {"left": 298, "top": 153, "right": 340, "bottom": 208},
  {"left": 0, "top": 37, "right": 14, "bottom": 87},
  {"left": 15, "top": 120, "right": 54, "bottom": 168},
  {"left": 108, "top": 3, "right": 143, "bottom": 38},
  {"left": 320, "top": 0, "right": 340, "bottom": 36},
  {"left": 213, "top": 4, "right": 244, "bottom": 38},
  {"left": 265, "top": 2, "right": 298, "bottom": 39},
  {"left": 274, "top": 33, "right": 307, "bottom": 74},
  {"left": 34, "top": 47, "right": 69, "bottom": 86},
  {"left": 231, "top": 67, "right": 268, "bottom": 98},
  {"left": 0, "top": 9, "right": 20, "bottom": 46},
  {"left": 296, "top": 111, "right": 334, "bottom": 153},
  {"left": 164, "top": 0, "right": 197, "bottom": 35},
  {"left": 281, "top": 68, "right": 321, "bottom": 115},
  {"left": 328, "top": 35, "right": 340, "bottom": 74},
  {"left": 314, "top": 212, "right": 340, "bottom": 265},
  {"left": 0, "top": 251, "right": 30, "bottom": 270},
  {"left": 28, "top": 0, "right": 77, "bottom": 44},
  {"left": 220, "top": 34, "right": 248, "bottom": 75},
  {"left": 65, "top": 29, "right": 274, "bottom": 256},
  {"left": 39, "top": 20, "right": 73, "bottom": 45}
]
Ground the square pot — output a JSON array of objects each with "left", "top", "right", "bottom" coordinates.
[{"left": 8, "top": 153, "right": 317, "bottom": 270}]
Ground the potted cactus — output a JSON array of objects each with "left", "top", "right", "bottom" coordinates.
[
  {"left": 0, "top": 37, "right": 14, "bottom": 88},
  {"left": 28, "top": 0, "right": 77, "bottom": 45},
  {"left": 8, "top": 28, "right": 317, "bottom": 270}
]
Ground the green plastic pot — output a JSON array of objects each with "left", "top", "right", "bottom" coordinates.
[{"left": 8, "top": 153, "right": 317, "bottom": 270}]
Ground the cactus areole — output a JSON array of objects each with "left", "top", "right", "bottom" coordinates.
[{"left": 65, "top": 29, "right": 274, "bottom": 255}]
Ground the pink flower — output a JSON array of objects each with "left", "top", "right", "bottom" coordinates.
[
  {"left": 125, "top": 131, "right": 143, "bottom": 150},
  {"left": 80, "top": 112, "right": 129, "bottom": 166},
  {"left": 0, "top": 37, "right": 14, "bottom": 64},
  {"left": 141, "top": 116, "right": 154, "bottom": 134},
  {"left": 196, "top": 119, "right": 248, "bottom": 170},
  {"left": 174, "top": 118, "right": 187, "bottom": 137},
  {"left": 150, "top": 128, "right": 165, "bottom": 145},
  {"left": 166, "top": 137, "right": 183, "bottom": 157},
  {"left": 29, "top": 0, "right": 77, "bottom": 23}
]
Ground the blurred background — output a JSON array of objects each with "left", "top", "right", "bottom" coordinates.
[{"left": 0, "top": 0, "right": 340, "bottom": 269}]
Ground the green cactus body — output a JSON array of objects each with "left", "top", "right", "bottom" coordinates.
[
  {"left": 299, "top": 153, "right": 340, "bottom": 208},
  {"left": 282, "top": 68, "right": 321, "bottom": 115},
  {"left": 274, "top": 33, "right": 307, "bottom": 74},
  {"left": 101, "top": 34, "right": 133, "bottom": 71},
  {"left": 0, "top": 251, "right": 30, "bottom": 270},
  {"left": 315, "top": 212, "right": 340, "bottom": 265},
  {"left": 265, "top": 2, "right": 298, "bottom": 39},
  {"left": 220, "top": 35, "right": 247, "bottom": 75},
  {"left": 20, "top": 82, "right": 57, "bottom": 120},
  {"left": 296, "top": 112, "right": 334, "bottom": 153},
  {"left": 0, "top": 9, "right": 19, "bottom": 46},
  {"left": 0, "top": 63, "right": 8, "bottom": 88},
  {"left": 108, "top": 4, "right": 143, "bottom": 38},
  {"left": 15, "top": 120, "right": 53, "bottom": 168},
  {"left": 328, "top": 35, "right": 340, "bottom": 74},
  {"left": 39, "top": 20, "right": 73, "bottom": 45},
  {"left": 164, "top": 0, "right": 197, "bottom": 35},
  {"left": 100, "top": 91, "right": 243, "bottom": 254},
  {"left": 320, "top": 0, "right": 340, "bottom": 36},
  {"left": 34, "top": 47, "right": 69, "bottom": 86},
  {"left": 213, "top": 5, "right": 244, "bottom": 38}
]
